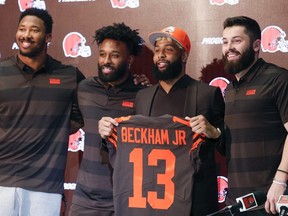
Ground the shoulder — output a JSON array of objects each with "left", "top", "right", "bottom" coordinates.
[
  {"left": 0, "top": 57, "right": 18, "bottom": 76},
  {"left": 186, "top": 76, "right": 220, "bottom": 94},
  {"left": 0, "top": 56, "right": 16, "bottom": 67},
  {"left": 185, "top": 76, "right": 224, "bottom": 104},
  {"left": 78, "top": 76, "right": 99, "bottom": 89},
  {"left": 123, "top": 78, "right": 147, "bottom": 93},
  {"left": 261, "top": 59, "right": 288, "bottom": 76},
  {"left": 258, "top": 61, "right": 288, "bottom": 86},
  {"left": 136, "top": 84, "right": 158, "bottom": 96},
  {"left": 47, "top": 55, "right": 76, "bottom": 71},
  {"left": 47, "top": 55, "right": 85, "bottom": 80}
]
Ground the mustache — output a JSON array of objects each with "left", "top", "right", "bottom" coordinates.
[
  {"left": 18, "top": 39, "right": 36, "bottom": 45},
  {"left": 156, "top": 60, "right": 170, "bottom": 64},
  {"left": 100, "top": 64, "right": 115, "bottom": 69},
  {"left": 225, "top": 48, "right": 241, "bottom": 57}
]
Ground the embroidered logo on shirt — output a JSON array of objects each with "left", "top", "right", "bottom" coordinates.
[
  {"left": 246, "top": 89, "right": 256, "bottom": 95},
  {"left": 49, "top": 78, "right": 61, "bottom": 85},
  {"left": 122, "top": 101, "right": 134, "bottom": 108}
]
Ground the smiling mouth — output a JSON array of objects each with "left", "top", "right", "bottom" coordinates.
[
  {"left": 226, "top": 52, "right": 240, "bottom": 61},
  {"left": 19, "top": 39, "right": 34, "bottom": 49},
  {"left": 157, "top": 61, "right": 169, "bottom": 70},
  {"left": 22, "top": 42, "right": 32, "bottom": 49},
  {"left": 102, "top": 66, "right": 114, "bottom": 74}
]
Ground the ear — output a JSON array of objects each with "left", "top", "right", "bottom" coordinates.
[
  {"left": 253, "top": 39, "right": 261, "bottom": 52},
  {"left": 46, "top": 33, "right": 52, "bottom": 44},
  {"left": 181, "top": 52, "right": 188, "bottom": 63},
  {"left": 128, "top": 55, "right": 135, "bottom": 69}
]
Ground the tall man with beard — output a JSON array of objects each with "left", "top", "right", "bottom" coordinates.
[
  {"left": 222, "top": 16, "right": 288, "bottom": 215},
  {"left": 69, "top": 23, "right": 149, "bottom": 216},
  {"left": 99, "top": 26, "right": 225, "bottom": 216},
  {"left": 0, "top": 8, "right": 85, "bottom": 216}
]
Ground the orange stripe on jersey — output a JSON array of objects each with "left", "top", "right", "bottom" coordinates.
[
  {"left": 108, "top": 137, "right": 117, "bottom": 148},
  {"left": 189, "top": 133, "right": 205, "bottom": 154},
  {"left": 115, "top": 115, "right": 132, "bottom": 123},
  {"left": 172, "top": 116, "right": 190, "bottom": 127},
  {"left": 110, "top": 131, "right": 117, "bottom": 140},
  {"left": 109, "top": 128, "right": 118, "bottom": 148}
]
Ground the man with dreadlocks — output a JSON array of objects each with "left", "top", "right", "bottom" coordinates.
[{"left": 69, "top": 23, "right": 148, "bottom": 216}]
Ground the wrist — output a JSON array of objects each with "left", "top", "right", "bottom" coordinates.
[
  {"left": 272, "top": 178, "right": 287, "bottom": 188},
  {"left": 215, "top": 127, "right": 221, "bottom": 139},
  {"left": 275, "top": 169, "right": 288, "bottom": 182},
  {"left": 277, "top": 168, "right": 288, "bottom": 175}
]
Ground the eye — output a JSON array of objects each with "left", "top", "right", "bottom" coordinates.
[
  {"left": 232, "top": 38, "right": 242, "bottom": 44},
  {"left": 99, "top": 53, "right": 106, "bottom": 57},
  {"left": 18, "top": 28, "right": 25, "bottom": 32},
  {"left": 31, "top": 28, "right": 40, "bottom": 33},
  {"left": 112, "top": 54, "right": 120, "bottom": 58},
  {"left": 166, "top": 47, "right": 174, "bottom": 51},
  {"left": 164, "top": 46, "right": 177, "bottom": 53}
]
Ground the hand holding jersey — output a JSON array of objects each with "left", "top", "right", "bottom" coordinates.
[
  {"left": 99, "top": 116, "right": 119, "bottom": 139},
  {"left": 185, "top": 115, "right": 221, "bottom": 140}
]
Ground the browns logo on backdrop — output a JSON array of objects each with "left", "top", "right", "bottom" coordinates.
[
  {"left": 209, "top": 77, "right": 230, "bottom": 98},
  {"left": 68, "top": 129, "right": 85, "bottom": 152},
  {"left": 199, "top": 58, "right": 234, "bottom": 93},
  {"left": 18, "top": 0, "right": 46, "bottom": 12},
  {"left": 110, "top": 0, "right": 139, "bottom": 9},
  {"left": 217, "top": 176, "right": 228, "bottom": 203},
  {"left": 261, "top": 25, "right": 288, "bottom": 53},
  {"left": 209, "top": 0, "right": 239, "bottom": 5},
  {"left": 62, "top": 32, "right": 91, "bottom": 58}
]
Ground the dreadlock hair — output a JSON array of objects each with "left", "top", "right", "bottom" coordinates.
[
  {"left": 94, "top": 23, "right": 144, "bottom": 56},
  {"left": 223, "top": 16, "right": 261, "bottom": 43},
  {"left": 19, "top": 8, "right": 53, "bottom": 34}
]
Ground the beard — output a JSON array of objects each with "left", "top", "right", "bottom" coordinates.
[
  {"left": 18, "top": 38, "right": 47, "bottom": 58},
  {"left": 98, "top": 62, "right": 128, "bottom": 83},
  {"left": 223, "top": 43, "right": 255, "bottom": 75},
  {"left": 152, "top": 58, "right": 183, "bottom": 81}
]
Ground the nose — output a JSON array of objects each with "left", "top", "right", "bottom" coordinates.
[
  {"left": 23, "top": 30, "right": 31, "bottom": 38},
  {"left": 226, "top": 41, "right": 235, "bottom": 51},
  {"left": 103, "top": 55, "right": 112, "bottom": 64},
  {"left": 158, "top": 49, "right": 166, "bottom": 59},
  {"left": 222, "top": 41, "right": 233, "bottom": 54}
]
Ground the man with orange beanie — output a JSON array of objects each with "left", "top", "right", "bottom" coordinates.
[{"left": 99, "top": 26, "right": 225, "bottom": 215}]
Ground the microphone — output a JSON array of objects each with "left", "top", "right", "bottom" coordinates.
[
  {"left": 277, "top": 189, "right": 288, "bottom": 216},
  {"left": 206, "top": 191, "right": 266, "bottom": 216},
  {"left": 235, "top": 191, "right": 266, "bottom": 212}
]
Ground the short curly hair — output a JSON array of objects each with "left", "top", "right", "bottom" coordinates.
[
  {"left": 19, "top": 8, "right": 53, "bottom": 34},
  {"left": 94, "top": 23, "right": 144, "bottom": 56}
]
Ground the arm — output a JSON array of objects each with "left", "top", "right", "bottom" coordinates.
[
  {"left": 265, "top": 122, "right": 288, "bottom": 214},
  {"left": 185, "top": 87, "right": 225, "bottom": 144},
  {"left": 69, "top": 87, "right": 84, "bottom": 134},
  {"left": 69, "top": 69, "right": 85, "bottom": 134}
]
